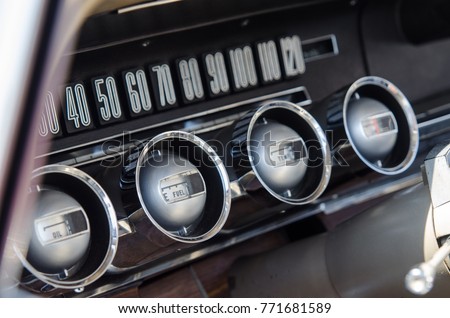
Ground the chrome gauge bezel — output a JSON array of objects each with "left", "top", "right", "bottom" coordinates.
[
  {"left": 17, "top": 165, "right": 119, "bottom": 290},
  {"left": 246, "top": 100, "right": 332, "bottom": 205},
  {"left": 135, "top": 131, "right": 231, "bottom": 243},
  {"left": 343, "top": 76, "right": 419, "bottom": 175}
]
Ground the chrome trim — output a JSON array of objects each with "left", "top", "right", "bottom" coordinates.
[
  {"left": 117, "top": 218, "right": 135, "bottom": 237},
  {"left": 425, "top": 103, "right": 450, "bottom": 116},
  {"left": 230, "top": 180, "right": 246, "bottom": 199},
  {"left": 136, "top": 131, "right": 231, "bottom": 243},
  {"left": 17, "top": 165, "right": 119, "bottom": 290},
  {"left": 302, "top": 34, "right": 339, "bottom": 63},
  {"left": 192, "top": 120, "right": 235, "bottom": 135},
  {"left": 343, "top": 76, "right": 419, "bottom": 175},
  {"left": 189, "top": 111, "right": 246, "bottom": 135},
  {"left": 37, "top": 86, "right": 311, "bottom": 159},
  {"left": 418, "top": 112, "right": 450, "bottom": 129},
  {"left": 245, "top": 101, "right": 332, "bottom": 205},
  {"left": 77, "top": 172, "right": 420, "bottom": 297},
  {"left": 72, "top": 150, "right": 128, "bottom": 168},
  {"left": 319, "top": 173, "right": 422, "bottom": 215},
  {"left": 118, "top": 0, "right": 183, "bottom": 14}
]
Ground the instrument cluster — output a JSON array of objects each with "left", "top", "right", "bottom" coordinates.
[{"left": 10, "top": 0, "right": 438, "bottom": 297}]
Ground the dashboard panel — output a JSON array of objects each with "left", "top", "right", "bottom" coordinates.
[{"left": 2, "top": 0, "right": 450, "bottom": 297}]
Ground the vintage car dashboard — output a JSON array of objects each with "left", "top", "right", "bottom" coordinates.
[{"left": 4, "top": 0, "right": 450, "bottom": 297}]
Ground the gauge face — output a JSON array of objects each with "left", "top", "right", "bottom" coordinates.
[
  {"left": 160, "top": 180, "right": 191, "bottom": 204},
  {"left": 27, "top": 189, "right": 91, "bottom": 274},
  {"left": 35, "top": 208, "right": 89, "bottom": 246},
  {"left": 159, "top": 170, "right": 205, "bottom": 204},
  {"left": 250, "top": 119, "right": 308, "bottom": 194},
  {"left": 138, "top": 150, "right": 207, "bottom": 231},
  {"left": 267, "top": 136, "right": 307, "bottom": 168},
  {"left": 361, "top": 111, "right": 398, "bottom": 139},
  {"left": 346, "top": 97, "right": 398, "bottom": 162}
]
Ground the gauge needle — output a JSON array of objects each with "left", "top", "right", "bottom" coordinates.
[{"left": 405, "top": 236, "right": 450, "bottom": 295}]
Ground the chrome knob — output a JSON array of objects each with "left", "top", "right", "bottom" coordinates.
[{"left": 405, "top": 236, "right": 450, "bottom": 295}]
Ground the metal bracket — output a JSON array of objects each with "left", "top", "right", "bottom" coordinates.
[{"left": 423, "top": 142, "right": 450, "bottom": 238}]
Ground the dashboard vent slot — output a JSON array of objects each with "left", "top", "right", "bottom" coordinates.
[{"left": 303, "top": 34, "right": 339, "bottom": 63}]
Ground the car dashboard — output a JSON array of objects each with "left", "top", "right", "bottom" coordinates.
[{"left": 2, "top": 0, "right": 450, "bottom": 297}]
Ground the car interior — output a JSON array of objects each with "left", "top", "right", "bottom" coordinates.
[{"left": 1, "top": 0, "right": 450, "bottom": 297}]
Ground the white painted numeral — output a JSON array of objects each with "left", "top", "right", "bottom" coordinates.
[
  {"left": 94, "top": 77, "right": 122, "bottom": 121},
  {"left": 179, "top": 58, "right": 204, "bottom": 101},
  {"left": 257, "top": 41, "right": 281, "bottom": 82},
  {"left": 152, "top": 64, "right": 176, "bottom": 107},
  {"left": 66, "top": 84, "right": 91, "bottom": 129},
  {"left": 205, "top": 52, "right": 229, "bottom": 95},
  {"left": 280, "top": 35, "right": 305, "bottom": 77},
  {"left": 39, "top": 91, "right": 60, "bottom": 137},
  {"left": 125, "top": 70, "right": 152, "bottom": 114},
  {"left": 229, "top": 46, "right": 258, "bottom": 89}
]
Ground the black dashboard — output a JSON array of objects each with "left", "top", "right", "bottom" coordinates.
[{"left": 3, "top": 0, "right": 450, "bottom": 297}]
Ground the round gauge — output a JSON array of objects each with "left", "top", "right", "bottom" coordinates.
[
  {"left": 136, "top": 131, "right": 230, "bottom": 243},
  {"left": 17, "top": 165, "right": 118, "bottom": 292},
  {"left": 232, "top": 100, "right": 332, "bottom": 205},
  {"left": 343, "top": 76, "right": 419, "bottom": 175}
]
